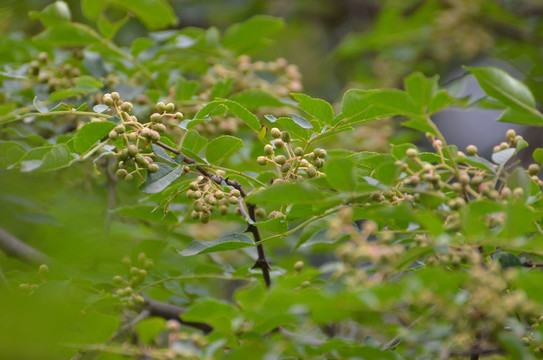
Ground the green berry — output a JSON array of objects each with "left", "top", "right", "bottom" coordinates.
[
  {"left": 103, "top": 94, "right": 114, "bottom": 106},
  {"left": 125, "top": 173, "right": 134, "bottom": 181},
  {"left": 111, "top": 92, "right": 120, "bottom": 102},
  {"left": 231, "top": 189, "right": 241, "bottom": 197},
  {"left": 109, "top": 130, "right": 119, "bottom": 140},
  {"left": 38, "top": 51, "right": 48, "bottom": 63},
  {"left": 165, "top": 103, "right": 175, "bottom": 112},
  {"left": 466, "top": 145, "right": 478, "bottom": 156},
  {"left": 274, "top": 155, "right": 286, "bottom": 165},
  {"left": 264, "top": 144, "right": 274, "bottom": 155},
  {"left": 156, "top": 102, "right": 166, "bottom": 113},
  {"left": 271, "top": 128, "right": 281, "bottom": 139},
  {"left": 314, "top": 148, "right": 327, "bottom": 159},
  {"left": 528, "top": 164, "right": 540, "bottom": 176},
  {"left": 116, "top": 169, "right": 128, "bottom": 179},
  {"left": 128, "top": 133, "right": 138, "bottom": 142},
  {"left": 199, "top": 211, "right": 211, "bottom": 224},
  {"left": 148, "top": 164, "right": 159, "bottom": 173},
  {"left": 257, "top": 156, "right": 267, "bottom": 166},
  {"left": 151, "top": 113, "right": 161, "bottom": 123},
  {"left": 191, "top": 210, "right": 200, "bottom": 219},
  {"left": 306, "top": 166, "right": 317, "bottom": 178},
  {"left": 294, "top": 147, "right": 304, "bottom": 156},
  {"left": 294, "top": 261, "right": 304, "bottom": 272},
  {"left": 219, "top": 206, "right": 228, "bottom": 216},
  {"left": 152, "top": 123, "right": 166, "bottom": 133},
  {"left": 274, "top": 140, "right": 284, "bottom": 149},
  {"left": 175, "top": 112, "right": 184, "bottom": 119},
  {"left": 120, "top": 102, "right": 133, "bottom": 113},
  {"left": 115, "top": 124, "right": 126, "bottom": 134},
  {"left": 228, "top": 196, "right": 238, "bottom": 205},
  {"left": 189, "top": 182, "right": 199, "bottom": 191},
  {"left": 193, "top": 191, "right": 202, "bottom": 199},
  {"left": 127, "top": 145, "right": 138, "bottom": 157},
  {"left": 406, "top": 148, "right": 418, "bottom": 158},
  {"left": 281, "top": 131, "right": 291, "bottom": 143},
  {"left": 150, "top": 130, "right": 160, "bottom": 142}
]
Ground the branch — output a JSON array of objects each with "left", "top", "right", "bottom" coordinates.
[
  {"left": 142, "top": 298, "right": 213, "bottom": 334},
  {"left": 0, "top": 227, "right": 51, "bottom": 265},
  {"left": 521, "top": 260, "right": 543, "bottom": 268},
  {"left": 156, "top": 141, "right": 272, "bottom": 287}
]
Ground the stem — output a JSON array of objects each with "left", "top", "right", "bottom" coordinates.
[
  {"left": 155, "top": 141, "right": 273, "bottom": 288},
  {"left": 425, "top": 115, "right": 458, "bottom": 176},
  {"left": 0, "top": 110, "right": 110, "bottom": 125}
]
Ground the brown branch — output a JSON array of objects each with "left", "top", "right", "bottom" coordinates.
[
  {"left": 142, "top": 298, "right": 213, "bottom": 334},
  {"left": 0, "top": 227, "right": 51, "bottom": 265},
  {"left": 156, "top": 141, "right": 272, "bottom": 287},
  {"left": 521, "top": 260, "right": 543, "bottom": 268}
]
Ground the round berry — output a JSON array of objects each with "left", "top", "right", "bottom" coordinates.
[
  {"left": 271, "top": 128, "right": 281, "bottom": 139},
  {"left": 264, "top": 144, "right": 274, "bottom": 155},
  {"left": 306, "top": 166, "right": 317, "bottom": 178},
  {"left": 108, "top": 130, "right": 119, "bottom": 140},
  {"left": 294, "top": 261, "right": 304, "bottom": 272},
  {"left": 116, "top": 169, "right": 128, "bottom": 179},
  {"left": 199, "top": 211, "right": 211, "bottom": 224},
  {"left": 274, "top": 155, "right": 286, "bottom": 165},
  {"left": 314, "top": 148, "right": 327, "bottom": 159},
  {"left": 111, "top": 92, "right": 120, "bottom": 102},
  {"left": 281, "top": 131, "right": 291, "bottom": 143},
  {"left": 274, "top": 140, "right": 284, "bottom": 149},
  {"left": 406, "top": 148, "right": 418, "bottom": 158},
  {"left": 175, "top": 112, "right": 184, "bottom": 120},
  {"left": 466, "top": 145, "right": 478, "bottom": 156},
  {"left": 120, "top": 102, "right": 133, "bottom": 113},
  {"left": 148, "top": 164, "right": 159, "bottom": 173},
  {"left": 152, "top": 123, "right": 166, "bottom": 133},
  {"left": 528, "top": 164, "right": 540, "bottom": 176},
  {"left": 294, "top": 147, "right": 304, "bottom": 156},
  {"left": 125, "top": 173, "right": 134, "bottom": 181},
  {"left": 257, "top": 156, "right": 267, "bottom": 166},
  {"left": 156, "top": 102, "right": 166, "bottom": 113},
  {"left": 165, "top": 103, "right": 175, "bottom": 112},
  {"left": 102, "top": 94, "right": 114, "bottom": 106},
  {"left": 150, "top": 113, "right": 161, "bottom": 123}
]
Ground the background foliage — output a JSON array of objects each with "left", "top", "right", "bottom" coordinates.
[{"left": 2, "top": 1, "right": 543, "bottom": 359}]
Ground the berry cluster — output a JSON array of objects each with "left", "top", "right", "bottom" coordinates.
[
  {"left": 257, "top": 127, "right": 327, "bottom": 181},
  {"left": 113, "top": 253, "right": 154, "bottom": 308},
  {"left": 28, "top": 51, "right": 82, "bottom": 91},
  {"left": 98, "top": 93, "right": 184, "bottom": 181},
  {"left": 187, "top": 175, "right": 241, "bottom": 224}
]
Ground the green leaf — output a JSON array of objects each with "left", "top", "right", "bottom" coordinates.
[
  {"left": 291, "top": 93, "right": 334, "bottom": 126},
  {"left": 246, "top": 182, "right": 337, "bottom": 206},
  {"left": 533, "top": 148, "right": 543, "bottom": 164},
  {"left": 97, "top": 14, "right": 128, "bottom": 39},
  {"left": 466, "top": 66, "right": 543, "bottom": 123},
  {"left": 491, "top": 148, "right": 515, "bottom": 164},
  {"left": 81, "top": 0, "right": 106, "bottom": 20},
  {"left": 404, "top": 72, "right": 436, "bottom": 110},
  {"left": 230, "top": 90, "right": 284, "bottom": 110},
  {"left": 506, "top": 167, "right": 531, "bottom": 201},
  {"left": 33, "top": 24, "right": 100, "bottom": 46},
  {"left": 210, "top": 78, "right": 233, "bottom": 100},
  {"left": 182, "top": 299, "right": 239, "bottom": 332},
  {"left": 182, "top": 130, "right": 207, "bottom": 154},
  {"left": 131, "top": 37, "right": 155, "bottom": 57},
  {"left": 289, "top": 113, "right": 313, "bottom": 129},
  {"left": 429, "top": 89, "right": 455, "bottom": 114},
  {"left": 74, "top": 121, "right": 115, "bottom": 153},
  {"left": 109, "top": 0, "right": 177, "bottom": 30},
  {"left": 114, "top": 204, "right": 178, "bottom": 224},
  {"left": 140, "top": 164, "right": 184, "bottom": 194},
  {"left": 175, "top": 77, "right": 199, "bottom": 101},
  {"left": 135, "top": 318, "right": 166, "bottom": 345},
  {"left": 178, "top": 233, "right": 254, "bottom": 256},
  {"left": 151, "top": 144, "right": 177, "bottom": 165},
  {"left": 498, "top": 253, "right": 521, "bottom": 269},
  {"left": 29, "top": 1, "right": 71, "bottom": 27},
  {"left": 497, "top": 106, "right": 543, "bottom": 126},
  {"left": 223, "top": 15, "right": 284, "bottom": 54},
  {"left": 205, "top": 135, "right": 243, "bottom": 165},
  {"left": 255, "top": 216, "right": 287, "bottom": 234},
  {"left": 324, "top": 157, "right": 357, "bottom": 192},
  {"left": 0, "top": 141, "right": 26, "bottom": 168},
  {"left": 197, "top": 100, "right": 261, "bottom": 132},
  {"left": 39, "top": 144, "right": 72, "bottom": 172}
]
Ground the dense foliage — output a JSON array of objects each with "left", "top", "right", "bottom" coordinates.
[{"left": 3, "top": 1, "right": 543, "bottom": 359}]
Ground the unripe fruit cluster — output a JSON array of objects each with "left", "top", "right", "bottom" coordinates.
[
  {"left": 257, "top": 128, "right": 326, "bottom": 180},
  {"left": 28, "top": 51, "right": 82, "bottom": 92},
  {"left": 187, "top": 176, "right": 241, "bottom": 223},
  {"left": 113, "top": 253, "right": 153, "bottom": 308}
]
